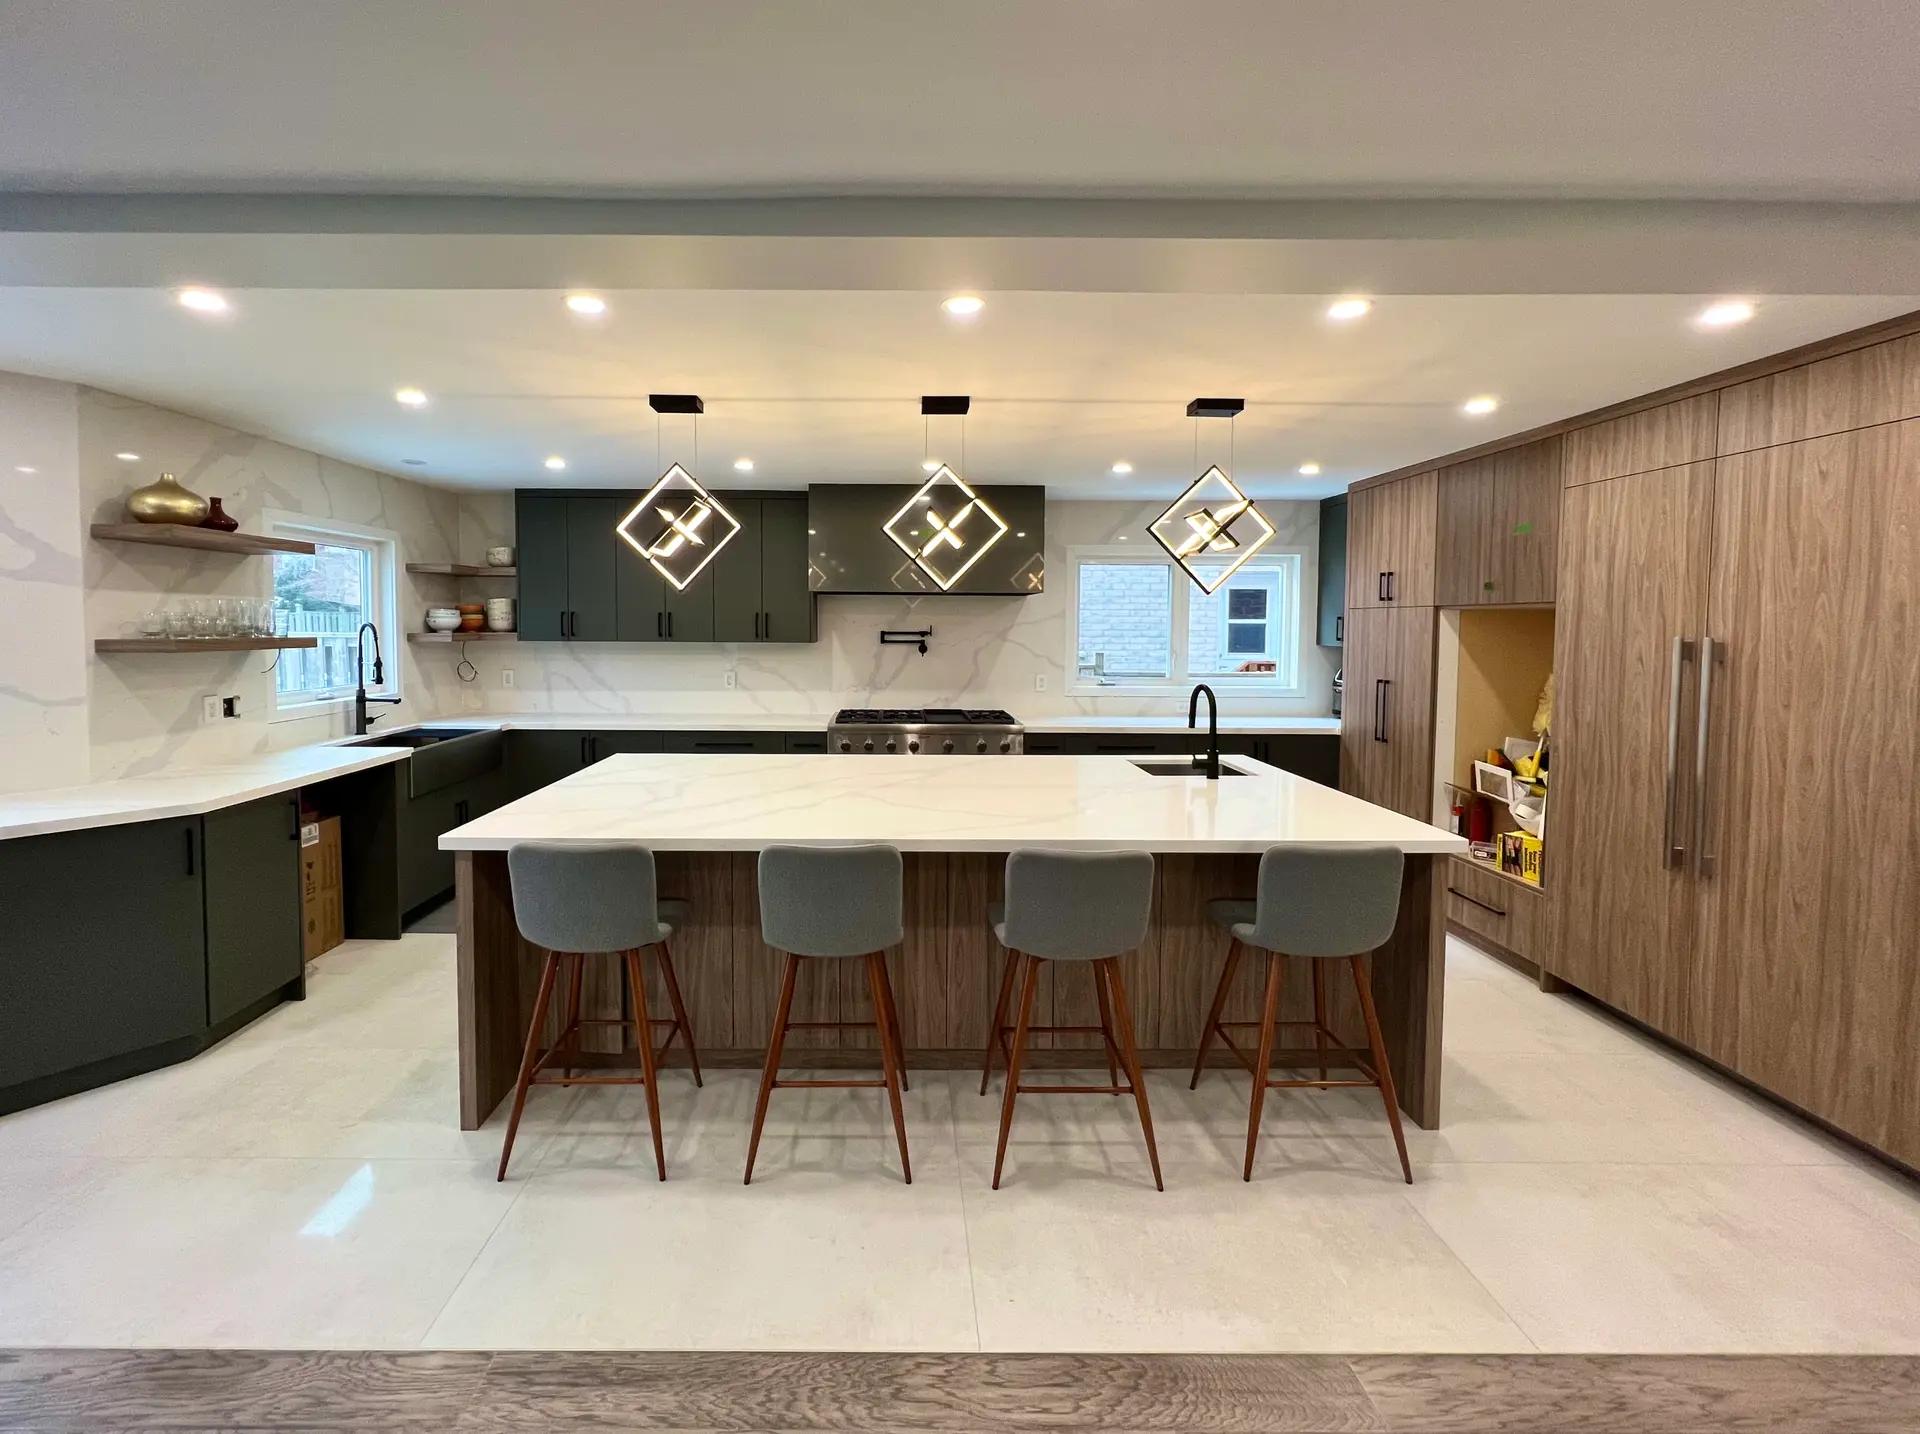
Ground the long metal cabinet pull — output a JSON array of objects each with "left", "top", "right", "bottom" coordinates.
[
  {"left": 1373, "top": 678, "right": 1391, "bottom": 743},
  {"left": 1662, "top": 636, "right": 1694, "bottom": 868},
  {"left": 1692, "top": 637, "right": 1721, "bottom": 878}
]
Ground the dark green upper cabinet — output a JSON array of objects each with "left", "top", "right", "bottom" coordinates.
[
  {"left": 203, "top": 794, "right": 305, "bottom": 1025},
  {"left": 520, "top": 488, "right": 814, "bottom": 645},
  {"left": 515, "top": 492, "right": 623, "bottom": 641},
  {"left": 1317, "top": 493, "right": 1348, "bottom": 647}
]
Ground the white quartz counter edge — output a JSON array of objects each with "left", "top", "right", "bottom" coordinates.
[
  {"left": 0, "top": 746, "right": 411, "bottom": 842},
  {"left": 389, "top": 713, "right": 1341, "bottom": 736}
]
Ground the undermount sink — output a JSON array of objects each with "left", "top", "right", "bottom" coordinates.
[
  {"left": 1129, "top": 758, "right": 1251, "bottom": 778},
  {"left": 348, "top": 727, "right": 485, "bottom": 749}
]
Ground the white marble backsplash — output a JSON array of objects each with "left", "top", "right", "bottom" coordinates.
[{"left": 447, "top": 494, "right": 1338, "bottom": 722}]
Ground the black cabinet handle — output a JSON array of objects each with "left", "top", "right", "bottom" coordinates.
[
  {"left": 694, "top": 740, "right": 754, "bottom": 752},
  {"left": 1373, "top": 678, "right": 1389, "bottom": 743},
  {"left": 288, "top": 798, "right": 301, "bottom": 842},
  {"left": 1377, "top": 571, "right": 1386, "bottom": 601},
  {"left": 184, "top": 826, "right": 196, "bottom": 875},
  {"left": 1335, "top": 613, "right": 1343, "bottom": 643},
  {"left": 666, "top": 612, "right": 673, "bottom": 639},
  {"left": 579, "top": 734, "right": 590, "bottom": 765},
  {"left": 1447, "top": 885, "right": 1507, "bottom": 918},
  {"left": 656, "top": 611, "right": 663, "bottom": 639},
  {"left": 1386, "top": 571, "right": 1396, "bottom": 602}
]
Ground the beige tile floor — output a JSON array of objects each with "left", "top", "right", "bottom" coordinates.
[{"left": 1, "top": 929, "right": 1916, "bottom": 1352}]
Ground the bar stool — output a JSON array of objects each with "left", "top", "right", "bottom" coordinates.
[
  {"left": 979, "top": 848, "right": 1161, "bottom": 1191},
  {"left": 745, "top": 843, "right": 911, "bottom": 1185},
  {"left": 1189, "top": 844, "right": 1411, "bottom": 1183},
  {"left": 496, "top": 842, "right": 702, "bottom": 1183}
]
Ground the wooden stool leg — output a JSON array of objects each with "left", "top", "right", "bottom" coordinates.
[
  {"left": 1310, "top": 960, "right": 1330, "bottom": 1083},
  {"left": 991, "top": 954, "right": 1041, "bottom": 1190},
  {"left": 625, "top": 948, "right": 667, "bottom": 1182},
  {"left": 1101, "top": 958, "right": 1163, "bottom": 1192},
  {"left": 878, "top": 953, "right": 909, "bottom": 1093},
  {"left": 1350, "top": 954, "right": 1413, "bottom": 1184},
  {"left": 1189, "top": 938, "right": 1244, "bottom": 1089},
  {"left": 1092, "top": 961, "right": 1119, "bottom": 1094},
  {"left": 560, "top": 952, "right": 585, "bottom": 1082},
  {"left": 656, "top": 940, "right": 703, "bottom": 1088},
  {"left": 980, "top": 948, "right": 1019, "bottom": 1095},
  {"left": 1243, "top": 952, "right": 1285, "bottom": 1182},
  {"left": 496, "top": 951, "right": 562, "bottom": 1182},
  {"left": 866, "top": 953, "right": 913, "bottom": 1185},
  {"left": 744, "top": 953, "right": 800, "bottom": 1185}
]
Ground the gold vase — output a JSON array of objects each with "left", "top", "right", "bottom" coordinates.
[{"left": 126, "top": 472, "right": 211, "bottom": 526}]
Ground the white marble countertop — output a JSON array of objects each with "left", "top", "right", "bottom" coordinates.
[
  {"left": 390, "top": 712, "right": 1341, "bottom": 737},
  {"left": 440, "top": 751, "right": 1462, "bottom": 855},
  {"left": 1023, "top": 714, "right": 1339, "bottom": 735},
  {"left": 0, "top": 745, "right": 411, "bottom": 842}
]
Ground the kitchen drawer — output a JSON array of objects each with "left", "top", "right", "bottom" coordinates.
[
  {"left": 662, "top": 730, "right": 787, "bottom": 755},
  {"left": 783, "top": 732, "right": 829, "bottom": 753},
  {"left": 1443, "top": 855, "right": 1545, "bottom": 962}
]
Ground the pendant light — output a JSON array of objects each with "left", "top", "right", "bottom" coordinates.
[
  {"left": 1148, "top": 398, "right": 1275, "bottom": 593},
  {"left": 883, "top": 395, "right": 1009, "bottom": 591},
  {"left": 616, "top": 394, "right": 742, "bottom": 590}
]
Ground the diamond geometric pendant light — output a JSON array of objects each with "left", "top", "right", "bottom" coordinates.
[
  {"left": 884, "top": 464, "right": 1010, "bottom": 591},
  {"left": 616, "top": 462, "right": 741, "bottom": 590},
  {"left": 1149, "top": 397, "right": 1274, "bottom": 593}
]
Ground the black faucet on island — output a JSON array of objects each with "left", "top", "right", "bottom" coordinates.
[
  {"left": 353, "top": 621, "right": 403, "bottom": 736},
  {"left": 1188, "top": 681, "right": 1221, "bottom": 780}
]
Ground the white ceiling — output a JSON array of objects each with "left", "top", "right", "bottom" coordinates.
[
  {"left": 4, "top": 0, "right": 1920, "bottom": 201},
  {"left": 1, "top": 287, "right": 1910, "bottom": 496}
]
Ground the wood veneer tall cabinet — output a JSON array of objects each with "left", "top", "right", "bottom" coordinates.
[
  {"left": 1339, "top": 605, "right": 1436, "bottom": 821},
  {"left": 1347, "top": 471, "right": 1437, "bottom": 608}
]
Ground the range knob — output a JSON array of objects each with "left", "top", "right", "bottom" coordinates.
[
  {"left": 863, "top": 738, "right": 875, "bottom": 752},
  {"left": 907, "top": 738, "right": 920, "bottom": 753},
  {"left": 838, "top": 738, "right": 852, "bottom": 752},
  {"left": 885, "top": 738, "right": 897, "bottom": 752},
  {"left": 976, "top": 738, "right": 989, "bottom": 753},
  {"left": 999, "top": 738, "right": 1012, "bottom": 753},
  {"left": 941, "top": 738, "right": 955, "bottom": 753}
]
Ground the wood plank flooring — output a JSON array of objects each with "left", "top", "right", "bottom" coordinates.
[{"left": 2, "top": 1350, "right": 1915, "bottom": 1432}]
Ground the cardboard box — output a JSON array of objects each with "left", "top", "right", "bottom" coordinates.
[{"left": 300, "top": 816, "right": 344, "bottom": 960}]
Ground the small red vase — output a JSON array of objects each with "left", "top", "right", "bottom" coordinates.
[{"left": 199, "top": 497, "right": 240, "bottom": 533}]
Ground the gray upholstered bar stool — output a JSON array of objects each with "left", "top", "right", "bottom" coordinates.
[
  {"left": 1190, "top": 844, "right": 1411, "bottom": 1183},
  {"left": 746, "top": 843, "right": 911, "bottom": 1185},
  {"left": 496, "top": 842, "right": 702, "bottom": 1183},
  {"left": 979, "top": 848, "right": 1161, "bottom": 1191}
]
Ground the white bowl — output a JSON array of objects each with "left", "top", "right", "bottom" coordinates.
[{"left": 425, "top": 609, "right": 461, "bottom": 632}]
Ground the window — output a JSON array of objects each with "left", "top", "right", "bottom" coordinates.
[
  {"left": 268, "top": 515, "right": 399, "bottom": 715},
  {"left": 1071, "top": 546, "right": 1302, "bottom": 694}
]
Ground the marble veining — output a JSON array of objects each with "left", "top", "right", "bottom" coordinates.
[{"left": 437, "top": 752, "right": 1462, "bottom": 854}]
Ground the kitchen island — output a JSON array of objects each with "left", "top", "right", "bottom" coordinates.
[{"left": 441, "top": 752, "right": 1464, "bottom": 1129}]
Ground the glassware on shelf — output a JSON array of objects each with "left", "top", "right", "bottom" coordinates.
[
  {"left": 138, "top": 608, "right": 167, "bottom": 638},
  {"left": 163, "top": 607, "right": 193, "bottom": 639}
]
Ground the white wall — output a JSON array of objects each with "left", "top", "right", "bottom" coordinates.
[
  {"left": 78, "top": 387, "right": 467, "bottom": 777},
  {"left": 0, "top": 371, "right": 89, "bottom": 793},
  {"left": 447, "top": 492, "right": 1337, "bottom": 720}
]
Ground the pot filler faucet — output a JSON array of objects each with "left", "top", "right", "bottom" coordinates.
[
  {"left": 1188, "top": 682, "right": 1221, "bottom": 780},
  {"left": 353, "top": 621, "right": 402, "bottom": 736}
]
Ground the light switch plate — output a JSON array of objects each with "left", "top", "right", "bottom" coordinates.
[
  {"left": 723, "top": 669, "right": 738, "bottom": 690},
  {"left": 1034, "top": 673, "right": 1049, "bottom": 692},
  {"left": 501, "top": 669, "right": 515, "bottom": 688},
  {"left": 201, "top": 695, "right": 220, "bottom": 724}
]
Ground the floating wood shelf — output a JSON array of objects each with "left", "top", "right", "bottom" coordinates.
[
  {"left": 408, "top": 630, "right": 518, "bottom": 643},
  {"left": 94, "top": 637, "right": 319, "bottom": 654},
  {"left": 91, "top": 523, "right": 316, "bottom": 557},
  {"left": 405, "top": 563, "right": 518, "bottom": 577}
]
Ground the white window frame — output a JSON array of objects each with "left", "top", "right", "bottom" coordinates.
[
  {"left": 1067, "top": 542, "right": 1307, "bottom": 697},
  {"left": 266, "top": 511, "right": 401, "bottom": 721}
]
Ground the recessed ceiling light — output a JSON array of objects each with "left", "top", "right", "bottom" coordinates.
[
  {"left": 1326, "top": 297, "right": 1372, "bottom": 321},
  {"left": 115, "top": 451, "right": 141, "bottom": 462},
  {"left": 1462, "top": 395, "right": 1500, "bottom": 416},
  {"left": 16, "top": 464, "right": 37, "bottom": 474},
  {"left": 543, "top": 455, "right": 567, "bottom": 471},
  {"left": 922, "top": 458, "right": 941, "bottom": 472},
  {"left": 1110, "top": 461, "right": 1134, "bottom": 475},
  {"left": 1696, "top": 299, "right": 1756, "bottom": 329},
  {"left": 733, "top": 457, "right": 754, "bottom": 472},
  {"left": 402, "top": 459, "right": 426, "bottom": 467},
  {"left": 175, "top": 286, "right": 229, "bottom": 314},
  {"left": 1118, "top": 534, "right": 1130, "bottom": 541},
  {"left": 565, "top": 293, "right": 607, "bottom": 316},
  {"left": 1298, "top": 462, "right": 1322, "bottom": 476},
  {"left": 941, "top": 294, "right": 985, "bottom": 318},
  {"left": 394, "top": 387, "right": 428, "bottom": 408}
]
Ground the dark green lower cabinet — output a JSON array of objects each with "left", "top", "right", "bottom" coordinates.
[
  {"left": 1022, "top": 730, "right": 1337, "bottom": 786},
  {"left": 203, "top": 794, "right": 305, "bottom": 1025},
  {"left": 0, "top": 817, "right": 207, "bottom": 1095},
  {"left": 663, "top": 730, "right": 786, "bottom": 754}
]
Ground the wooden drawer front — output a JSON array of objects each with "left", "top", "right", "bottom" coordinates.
[
  {"left": 1444, "top": 858, "right": 1543, "bottom": 961},
  {"left": 1562, "top": 393, "right": 1719, "bottom": 488},
  {"left": 1716, "top": 333, "right": 1920, "bottom": 455}
]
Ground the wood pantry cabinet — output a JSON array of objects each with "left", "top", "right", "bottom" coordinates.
[
  {"left": 1339, "top": 605, "right": 1435, "bottom": 821},
  {"left": 1347, "top": 471, "right": 1437, "bottom": 608},
  {"left": 1435, "top": 438, "right": 1561, "bottom": 606}
]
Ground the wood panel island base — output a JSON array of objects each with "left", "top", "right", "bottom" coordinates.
[{"left": 445, "top": 753, "right": 1464, "bottom": 1131}]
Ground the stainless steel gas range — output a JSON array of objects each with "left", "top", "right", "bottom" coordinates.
[{"left": 827, "top": 707, "right": 1024, "bottom": 755}]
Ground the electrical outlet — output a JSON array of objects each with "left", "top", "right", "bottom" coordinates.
[
  {"left": 221, "top": 695, "right": 239, "bottom": 719},
  {"left": 1034, "top": 673, "right": 1049, "bottom": 693},
  {"left": 723, "top": 668, "right": 738, "bottom": 690},
  {"left": 501, "top": 669, "right": 515, "bottom": 689},
  {"left": 201, "top": 695, "right": 221, "bottom": 724}
]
